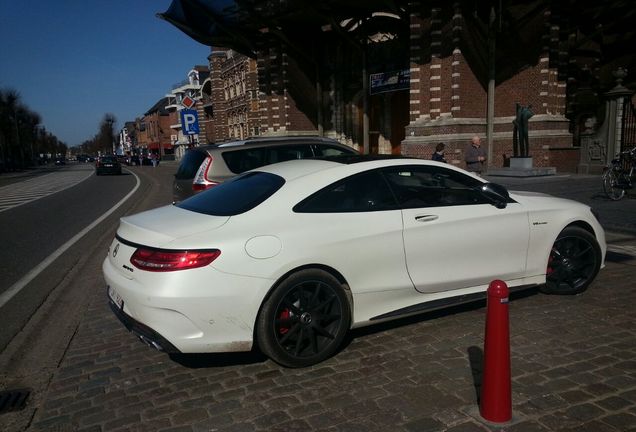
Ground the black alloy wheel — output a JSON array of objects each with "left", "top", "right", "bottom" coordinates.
[
  {"left": 257, "top": 269, "right": 350, "bottom": 368},
  {"left": 542, "top": 226, "right": 602, "bottom": 295}
]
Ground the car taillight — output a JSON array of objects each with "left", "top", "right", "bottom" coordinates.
[
  {"left": 130, "top": 248, "right": 221, "bottom": 272},
  {"left": 192, "top": 156, "right": 218, "bottom": 191}
]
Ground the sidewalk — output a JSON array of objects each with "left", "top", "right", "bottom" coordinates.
[{"left": 12, "top": 237, "right": 636, "bottom": 432}]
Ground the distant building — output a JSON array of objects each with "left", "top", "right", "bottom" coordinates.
[{"left": 133, "top": 97, "right": 177, "bottom": 159}]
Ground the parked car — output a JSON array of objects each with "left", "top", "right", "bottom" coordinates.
[
  {"left": 54, "top": 157, "right": 66, "bottom": 165},
  {"left": 95, "top": 155, "right": 122, "bottom": 175},
  {"left": 104, "top": 156, "right": 606, "bottom": 367},
  {"left": 172, "top": 136, "right": 358, "bottom": 202},
  {"left": 129, "top": 155, "right": 141, "bottom": 166},
  {"left": 116, "top": 155, "right": 130, "bottom": 166}
]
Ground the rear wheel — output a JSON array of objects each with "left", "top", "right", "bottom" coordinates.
[
  {"left": 602, "top": 168, "right": 625, "bottom": 200},
  {"left": 542, "top": 226, "right": 601, "bottom": 295},
  {"left": 257, "top": 269, "right": 350, "bottom": 368}
]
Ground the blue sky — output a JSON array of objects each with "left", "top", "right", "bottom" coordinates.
[{"left": 0, "top": 0, "right": 212, "bottom": 147}]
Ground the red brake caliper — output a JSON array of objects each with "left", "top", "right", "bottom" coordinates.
[
  {"left": 547, "top": 251, "right": 555, "bottom": 275},
  {"left": 278, "top": 309, "right": 290, "bottom": 334}
]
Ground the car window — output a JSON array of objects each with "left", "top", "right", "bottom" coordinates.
[
  {"left": 222, "top": 149, "right": 267, "bottom": 173},
  {"left": 382, "top": 165, "right": 487, "bottom": 208},
  {"left": 177, "top": 172, "right": 285, "bottom": 216},
  {"left": 294, "top": 170, "right": 398, "bottom": 213},
  {"left": 100, "top": 156, "right": 117, "bottom": 163},
  {"left": 313, "top": 144, "right": 358, "bottom": 157},
  {"left": 267, "top": 145, "right": 315, "bottom": 163},
  {"left": 175, "top": 150, "right": 207, "bottom": 180}
]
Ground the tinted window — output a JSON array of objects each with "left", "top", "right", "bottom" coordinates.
[
  {"left": 382, "top": 166, "right": 488, "bottom": 208},
  {"left": 174, "top": 150, "right": 207, "bottom": 180},
  {"left": 294, "top": 170, "right": 397, "bottom": 213},
  {"left": 100, "top": 156, "right": 118, "bottom": 163},
  {"left": 313, "top": 144, "right": 357, "bottom": 157},
  {"left": 223, "top": 149, "right": 267, "bottom": 173},
  {"left": 222, "top": 145, "right": 317, "bottom": 174},
  {"left": 267, "top": 145, "right": 314, "bottom": 163},
  {"left": 177, "top": 172, "right": 285, "bottom": 216}
]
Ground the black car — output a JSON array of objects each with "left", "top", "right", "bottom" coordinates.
[{"left": 96, "top": 155, "right": 122, "bottom": 175}]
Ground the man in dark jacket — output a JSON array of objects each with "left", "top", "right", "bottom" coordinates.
[{"left": 465, "top": 136, "right": 487, "bottom": 174}]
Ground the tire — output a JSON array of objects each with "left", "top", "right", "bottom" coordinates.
[
  {"left": 602, "top": 168, "right": 625, "bottom": 201},
  {"left": 541, "top": 226, "right": 602, "bottom": 295},
  {"left": 257, "top": 269, "right": 351, "bottom": 368}
]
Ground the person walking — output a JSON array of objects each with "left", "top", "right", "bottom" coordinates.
[
  {"left": 432, "top": 142, "right": 447, "bottom": 163},
  {"left": 465, "top": 136, "right": 487, "bottom": 175}
]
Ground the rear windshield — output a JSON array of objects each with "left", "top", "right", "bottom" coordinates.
[
  {"left": 176, "top": 172, "right": 285, "bottom": 216},
  {"left": 174, "top": 149, "right": 208, "bottom": 180},
  {"left": 100, "top": 156, "right": 117, "bottom": 163}
]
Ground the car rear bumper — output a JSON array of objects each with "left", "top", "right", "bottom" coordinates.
[
  {"left": 102, "top": 257, "right": 271, "bottom": 354},
  {"left": 108, "top": 294, "right": 180, "bottom": 353}
]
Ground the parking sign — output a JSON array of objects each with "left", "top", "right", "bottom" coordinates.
[{"left": 180, "top": 109, "right": 199, "bottom": 135}]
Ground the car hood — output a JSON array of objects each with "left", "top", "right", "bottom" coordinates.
[
  {"left": 117, "top": 205, "right": 230, "bottom": 247},
  {"left": 508, "top": 190, "right": 585, "bottom": 209}
]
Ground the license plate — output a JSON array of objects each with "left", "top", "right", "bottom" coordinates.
[
  {"left": 105, "top": 164, "right": 113, "bottom": 167},
  {"left": 108, "top": 286, "right": 124, "bottom": 309}
]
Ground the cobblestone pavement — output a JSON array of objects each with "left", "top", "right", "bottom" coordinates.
[
  {"left": 10, "top": 250, "right": 636, "bottom": 432},
  {"left": 1, "top": 171, "right": 635, "bottom": 432}
]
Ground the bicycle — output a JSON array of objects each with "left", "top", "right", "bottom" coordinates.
[{"left": 602, "top": 147, "right": 636, "bottom": 200}]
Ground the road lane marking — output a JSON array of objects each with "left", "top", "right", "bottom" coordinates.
[
  {"left": 0, "top": 165, "right": 94, "bottom": 213},
  {"left": 607, "top": 244, "right": 636, "bottom": 257},
  {"left": 0, "top": 170, "right": 140, "bottom": 308}
]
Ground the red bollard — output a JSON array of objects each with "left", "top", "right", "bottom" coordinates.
[{"left": 479, "top": 279, "right": 512, "bottom": 423}]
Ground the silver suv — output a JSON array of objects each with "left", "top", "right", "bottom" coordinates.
[{"left": 173, "top": 136, "right": 358, "bottom": 202}]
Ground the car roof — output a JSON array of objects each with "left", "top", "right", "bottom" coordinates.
[
  {"left": 254, "top": 155, "right": 482, "bottom": 182},
  {"left": 193, "top": 136, "right": 349, "bottom": 152}
]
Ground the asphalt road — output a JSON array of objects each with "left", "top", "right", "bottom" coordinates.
[{"left": 0, "top": 162, "right": 176, "bottom": 432}]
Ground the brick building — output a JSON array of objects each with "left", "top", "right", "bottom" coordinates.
[
  {"left": 160, "top": 0, "right": 636, "bottom": 173},
  {"left": 136, "top": 97, "right": 177, "bottom": 158},
  {"left": 205, "top": 47, "right": 260, "bottom": 143}
]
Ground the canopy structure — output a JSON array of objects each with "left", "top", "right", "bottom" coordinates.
[{"left": 160, "top": 0, "right": 636, "bottom": 91}]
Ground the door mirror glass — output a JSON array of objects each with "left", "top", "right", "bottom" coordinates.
[{"left": 479, "top": 183, "right": 510, "bottom": 208}]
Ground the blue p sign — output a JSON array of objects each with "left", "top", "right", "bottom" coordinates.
[{"left": 180, "top": 109, "right": 200, "bottom": 135}]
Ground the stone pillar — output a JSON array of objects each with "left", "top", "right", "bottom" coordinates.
[{"left": 578, "top": 68, "right": 634, "bottom": 173}]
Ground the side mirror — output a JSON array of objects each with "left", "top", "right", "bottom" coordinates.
[{"left": 479, "top": 183, "right": 510, "bottom": 209}]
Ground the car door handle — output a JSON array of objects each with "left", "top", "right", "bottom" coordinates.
[{"left": 414, "top": 215, "right": 439, "bottom": 222}]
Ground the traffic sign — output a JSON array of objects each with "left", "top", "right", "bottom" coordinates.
[
  {"left": 180, "top": 109, "right": 200, "bottom": 135},
  {"left": 182, "top": 95, "right": 195, "bottom": 109}
]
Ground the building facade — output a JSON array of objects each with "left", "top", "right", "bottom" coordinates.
[{"left": 160, "top": 0, "right": 636, "bottom": 172}]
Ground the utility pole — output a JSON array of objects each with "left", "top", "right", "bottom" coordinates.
[{"left": 486, "top": 6, "right": 496, "bottom": 171}]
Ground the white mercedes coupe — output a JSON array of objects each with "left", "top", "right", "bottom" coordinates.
[{"left": 103, "top": 156, "right": 606, "bottom": 367}]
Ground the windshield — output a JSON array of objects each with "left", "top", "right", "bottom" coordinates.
[{"left": 176, "top": 172, "right": 285, "bottom": 216}]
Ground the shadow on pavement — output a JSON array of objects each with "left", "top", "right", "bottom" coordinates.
[
  {"left": 468, "top": 345, "right": 483, "bottom": 403},
  {"left": 169, "top": 350, "right": 268, "bottom": 369}
]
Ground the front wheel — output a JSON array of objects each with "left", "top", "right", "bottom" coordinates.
[
  {"left": 256, "top": 269, "right": 350, "bottom": 368},
  {"left": 541, "top": 226, "right": 602, "bottom": 295},
  {"left": 602, "top": 168, "right": 625, "bottom": 200}
]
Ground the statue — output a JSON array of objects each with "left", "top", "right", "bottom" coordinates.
[{"left": 515, "top": 103, "right": 534, "bottom": 157}]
